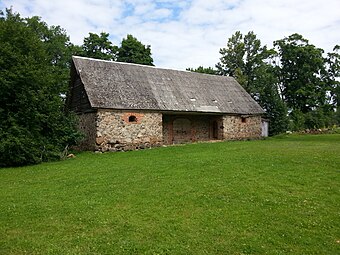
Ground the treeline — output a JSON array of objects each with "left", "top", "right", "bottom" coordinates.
[
  {"left": 188, "top": 31, "right": 340, "bottom": 135},
  {"left": 1, "top": 8, "right": 339, "bottom": 167},
  {"left": 0, "top": 9, "right": 153, "bottom": 167}
]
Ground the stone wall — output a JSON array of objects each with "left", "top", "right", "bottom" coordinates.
[
  {"left": 95, "top": 110, "right": 163, "bottom": 151},
  {"left": 222, "top": 115, "right": 262, "bottom": 140},
  {"left": 76, "top": 112, "right": 97, "bottom": 151},
  {"left": 76, "top": 111, "right": 262, "bottom": 151}
]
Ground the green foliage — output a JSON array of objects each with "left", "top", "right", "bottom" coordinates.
[
  {"left": 117, "top": 34, "right": 154, "bottom": 66},
  {"left": 274, "top": 34, "right": 327, "bottom": 113},
  {"left": 77, "top": 33, "right": 154, "bottom": 66},
  {"left": 186, "top": 66, "right": 218, "bottom": 75},
  {"left": 216, "top": 31, "right": 245, "bottom": 77},
  {"left": 217, "top": 31, "right": 288, "bottom": 135},
  {"left": 289, "top": 107, "right": 336, "bottom": 131},
  {"left": 288, "top": 110, "right": 306, "bottom": 131},
  {"left": 0, "top": 9, "right": 80, "bottom": 167},
  {"left": 217, "top": 31, "right": 339, "bottom": 132},
  {"left": 274, "top": 34, "right": 339, "bottom": 129},
  {"left": 81, "top": 32, "right": 118, "bottom": 61},
  {"left": 25, "top": 16, "right": 76, "bottom": 94},
  {"left": 1, "top": 135, "right": 339, "bottom": 254},
  {"left": 253, "top": 64, "right": 289, "bottom": 135},
  {"left": 0, "top": 125, "right": 42, "bottom": 166},
  {"left": 335, "top": 109, "right": 340, "bottom": 125},
  {"left": 325, "top": 45, "right": 340, "bottom": 123}
]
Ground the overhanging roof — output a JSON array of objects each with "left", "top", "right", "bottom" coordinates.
[{"left": 72, "top": 56, "right": 264, "bottom": 115}]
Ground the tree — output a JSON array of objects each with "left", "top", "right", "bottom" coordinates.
[
  {"left": 325, "top": 45, "right": 340, "bottom": 124},
  {"left": 78, "top": 33, "right": 154, "bottom": 66},
  {"left": 274, "top": 34, "right": 327, "bottom": 113},
  {"left": 25, "top": 16, "right": 75, "bottom": 94},
  {"left": 274, "top": 33, "right": 334, "bottom": 129},
  {"left": 0, "top": 9, "right": 80, "bottom": 167},
  {"left": 186, "top": 66, "right": 218, "bottom": 75},
  {"left": 216, "top": 31, "right": 245, "bottom": 76},
  {"left": 252, "top": 63, "right": 289, "bottom": 135},
  {"left": 217, "top": 31, "right": 288, "bottom": 135},
  {"left": 81, "top": 32, "right": 118, "bottom": 61},
  {"left": 116, "top": 34, "right": 154, "bottom": 66}
]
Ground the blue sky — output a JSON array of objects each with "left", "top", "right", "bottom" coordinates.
[{"left": 1, "top": 0, "right": 339, "bottom": 70}]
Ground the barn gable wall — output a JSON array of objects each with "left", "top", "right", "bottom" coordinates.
[
  {"left": 67, "top": 66, "right": 92, "bottom": 113},
  {"left": 68, "top": 78, "right": 92, "bottom": 113}
]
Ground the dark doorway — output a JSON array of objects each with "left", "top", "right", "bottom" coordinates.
[
  {"left": 162, "top": 114, "right": 223, "bottom": 145},
  {"left": 172, "top": 118, "right": 191, "bottom": 143},
  {"left": 212, "top": 120, "right": 218, "bottom": 139}
]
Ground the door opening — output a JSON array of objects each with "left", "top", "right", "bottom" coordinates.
[{"left": 212, "top": 121, "right": 218, "bottom": 139}]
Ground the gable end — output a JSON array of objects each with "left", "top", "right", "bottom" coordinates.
[{"left": 67, "top": 63, "right": 92, "bottom": 113}]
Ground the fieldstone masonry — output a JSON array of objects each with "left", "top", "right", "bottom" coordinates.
[
  {"left": 77, "top": 112, "right": 96, "bottom": 151},
  {"left": 95, "top": 110, "right": 163, "bottom": 151},
  {"left": 76, "top": 111, "right": 262, "bottom": 151},
  {"left": 223, "top": 115, "right": 262, "bottom": 140}
]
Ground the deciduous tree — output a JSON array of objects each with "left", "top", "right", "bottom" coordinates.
[
  {"left": 274, "top": 33, "right": 338, "bottom": 129},
  {"left": 0, "top": 9, "right": 80, "bottom": 167},
  {"left": 116, "top": 34, "right": 154, "bottom": 66},
  {"left": 325, "top": 45, "right": 340, "bottom": 124},
  {"left": 81, "top": 32, "right": 118, "bottom": 61},
  {"left": 274, "top": 34, "right": 327, "bottom": 114}
]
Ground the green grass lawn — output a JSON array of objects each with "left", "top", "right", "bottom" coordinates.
[{"left": 1, "top": 134, "right": 339, "bottom": 254}]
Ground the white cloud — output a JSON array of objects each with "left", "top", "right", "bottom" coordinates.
[
  {"left": 1, "top": 0, "right": 339, "bottom": 70},
  {"left": 151, "top": 8, "right": 172, "bottom": 19},
  {"left": 134, "top": 2, "right": 155, "bottom": 15}
]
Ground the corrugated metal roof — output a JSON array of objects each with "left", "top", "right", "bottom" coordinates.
[{"left": 72, "top": 56, "right": 264, "bottom": 115}]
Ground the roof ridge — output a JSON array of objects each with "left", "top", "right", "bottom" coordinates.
[
  {"left": 72, "top": 55, "right": 231, "bottom": 79},
  {"left": 72, "top": 55, "right": 187, "bottom": 72}
]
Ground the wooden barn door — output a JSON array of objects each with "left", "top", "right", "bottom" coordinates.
[{"left": 172, "top": 118, "right": 191, "bottom": 144}]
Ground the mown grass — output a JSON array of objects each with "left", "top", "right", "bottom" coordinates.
[{"left": 0, "top": 134, "right": 339, "bottom": 254}]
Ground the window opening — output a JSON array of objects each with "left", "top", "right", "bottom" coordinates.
[{"left": 129, "top": 115, "right": 137, "bottom": 122}]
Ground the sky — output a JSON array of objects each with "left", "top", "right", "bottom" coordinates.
[{"left": 1, "top": 0, "right": 339, "bottom": 70}]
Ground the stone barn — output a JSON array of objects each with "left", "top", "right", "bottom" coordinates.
[{"left": 67, "top": 56, "right": 265, "bottom": 152}]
